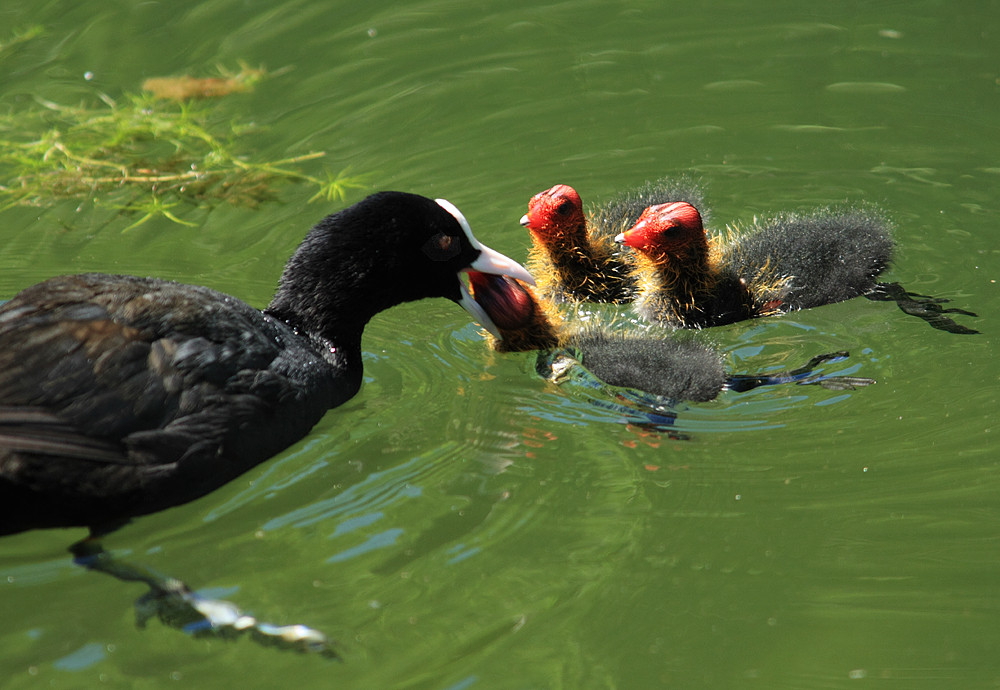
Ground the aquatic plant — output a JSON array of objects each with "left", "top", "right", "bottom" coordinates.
[
  {"left": 0, "top": 62, "right": 367, "bottom": 231},
  {"left": 0, "top": 24, "right": 42, "bottom": 58}
]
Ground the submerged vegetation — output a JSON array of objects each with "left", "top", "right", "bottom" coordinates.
[
  {"left": 0, "top": 54, "right": 367, "bottom": 231},
  {"left": 0, "top": 24, "right": 43, "bottom": 57}
]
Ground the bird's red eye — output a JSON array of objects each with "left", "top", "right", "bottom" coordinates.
[{"left": 421, "top": 233, "right": 461, "bottom": 261}]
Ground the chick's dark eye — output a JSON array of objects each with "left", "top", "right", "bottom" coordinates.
[
  {"left": 422, "top": 232, "right": 461, "bottom": 261},
  {"left": 555, "top": 201, "right": 573, "bottom": 215},
  {"left": 659, "top": 223, "right": 681, "bottom": 238}
]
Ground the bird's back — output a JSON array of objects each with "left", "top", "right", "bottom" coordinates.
[
  {"left": 0, "top": 274, "right": 340, "bottom": 532},
  {"left": 722, "top": 207, "right": 893, "bottom": 310},
  {"left": 567, "top": 328, "right": 726, "bottom": 401}
]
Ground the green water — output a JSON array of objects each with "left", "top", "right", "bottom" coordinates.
[{"left": 1, "top": 1, "right": 997, "bottom": 688}]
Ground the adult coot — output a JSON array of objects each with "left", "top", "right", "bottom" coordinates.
[
  {"left": 616, "top": 201, "right": 894, "bottom": 329},
  {"left": 519, "top": 178, "right": 705, "bottom": 304},
  {"left": 0, "top": 191, "right": 534, "bottom": 534}
]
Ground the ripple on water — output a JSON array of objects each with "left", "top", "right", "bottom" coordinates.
[
  {"left": 52, "top": 642, "right": 107, "bottom": 671},
  {"left": 825, "top": 81, "right": 907, "bottom": 94},
  {"left": 702, "top": 79, "right": 766, "bottom": 91},
  {"left": 772, "top": 124, "right": 887, "bottom": 134}
]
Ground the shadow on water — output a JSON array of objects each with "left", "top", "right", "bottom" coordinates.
[{"left": 864, "top": 281, "right": 979, "bottom": 335}]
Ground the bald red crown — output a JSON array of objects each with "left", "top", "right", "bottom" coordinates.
[
  {"left": 619, "top": 202, "right": 705, "bottom": 256},
  {"left": 520, "top": 184, "right": 586, "bottom": 240}
]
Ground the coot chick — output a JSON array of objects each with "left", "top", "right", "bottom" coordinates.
[
  {"left": 466, "top": 271, "right": 870, "bottom": 402},
  {"left": 520, "top": 178, "right": 705, "bottom": 304},
  {"left": 0, "top": 192, "right": 534, "bottom": 534},
  {"left": 616, "top": 201, "right": 894, "bottom": 328}
]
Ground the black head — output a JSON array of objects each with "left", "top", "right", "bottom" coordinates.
[{"left": 268, "top": 191, "right": 534, "bottom": 340}]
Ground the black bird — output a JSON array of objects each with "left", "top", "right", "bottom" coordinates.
[{"left": 0, "top": 191, "right": 534, "bottom": 535}]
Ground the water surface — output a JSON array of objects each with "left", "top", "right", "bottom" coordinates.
[{"left": 1, "top": 1, "right": 997, "bottom": 688}]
